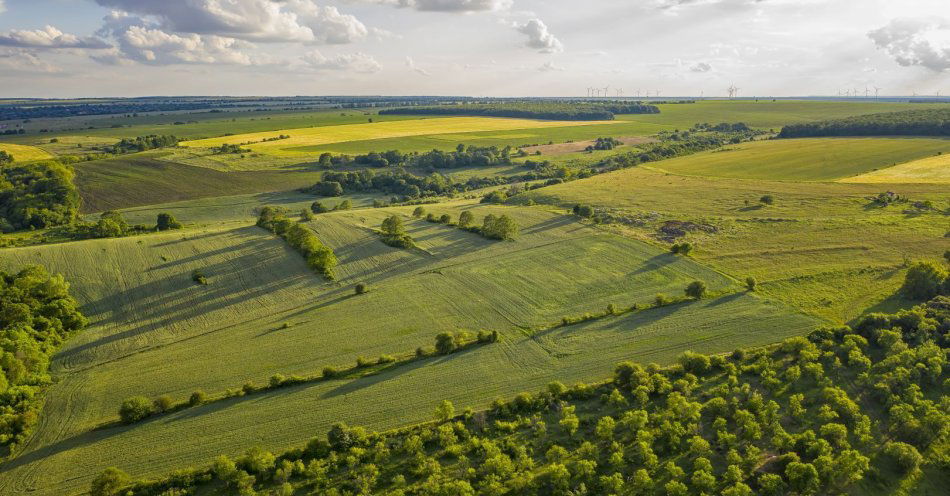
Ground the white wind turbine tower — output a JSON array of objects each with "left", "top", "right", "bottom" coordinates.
[
  {"left": 603, "top": 85, "right": 610, "bottom": 98},
  {"left": 874, "top": 86, "right": 881, "bottom": 98},
  {"left": 864, "top": 86, "right": 870, "bottom": 98}
]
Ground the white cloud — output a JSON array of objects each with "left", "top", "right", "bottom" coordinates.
[
  {"left": 537, "top": 61, "right": 564, "bottom": 72},
  {"left": 868, "top": 18, "right": 950, "bottom": 72},
  {"left": 0, "top": 48, "right": 60, "bottom": 73},
  {"left": 0, "top": 1, "right": 6, "bottom": 15},
  {"left": 353, "top": 0, "right": 512, "bottom": 12},
  {"left": 102, "top": 22, "right": 258, "bottom": 65},
  {"left": 405, "top": 56, "right": 430, "bottom": 75},
  {"left": 514, "top": 18, "right": 562, "bottom": 53},
  {"left": 690, "top": 61, "right": 712, "bottom": 72},
  {"left": 301, "top": 49, "right": 381, "bottom": 72},
  {"left": 94, "top": 0, "right": 367, "bottom": 44},
  {"left": 0, "top": 25, "right": 109, "bottom": 49}
]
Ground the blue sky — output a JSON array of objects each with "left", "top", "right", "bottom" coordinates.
[{"left": 0, "top": 0, "right": 948, "bottom": 97}]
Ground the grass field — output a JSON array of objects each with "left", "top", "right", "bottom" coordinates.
[
  {"left": 645, "top": 137, "right": 950, "bottom": 181},
  {"left": 0, "top": 143, "right": 54, "bottom": 162},
  {"left": 518, "top": 166, "right": 949, "bottom": 322},
  {"left": 0, "top": 202, "right": 816, "bottom": 495},
  {"left": 840, "top": 152, "right": 950, "bottom": 183},
  {"left": 180, "top": 117, "right": 619, "bottom": 155},
  {"left": 73, "top": 153, "right": 323, "bottom": 213}
]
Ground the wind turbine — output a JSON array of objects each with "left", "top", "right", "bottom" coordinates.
[
  {"left": 864, "top": 86, "right": 870, "bottom": 98},
  {"left": 603, "top": 85, "right": 610, "bottom": 98},
  {"left": 655, "top": 89, "right": 661, "bottom": 98},
  {"left": 873, "top": 86, "right": 881, "bottom": 98}
]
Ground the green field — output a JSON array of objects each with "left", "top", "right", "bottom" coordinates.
[
  {"left": 0, "top": 202, "right": 817, "bottom": 495},
  {"left": 646, "top": 137, "right": 950, "bottom": 181},
  {"left": 0, "top": 142, "right": 54, "bottom": 162},
  {"left": 518, "top": 166, "right": 948, "bottom": 322},
  {"left": 841, "top": 152, "right": 950, "bottom": 184}
]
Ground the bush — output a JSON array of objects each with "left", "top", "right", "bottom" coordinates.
[
  {"left": 671, "top": 242, "right": 693, "bottom": 255},
  {"left": 439, "top": 214, "right": 452, "bottom": 224},
  {"left": 153, "top": 395, "right": 175, "bottom": 413},
  {"left": 355, "top": 283, "right": 367, "bottom": 295},
  {"left": 412, "top": 206, "right": 426, "bottom": 218},
  {"left": 119, "top": 396, "right": 153, "bottom": 424},
  {"left": 192, "top": 269, "right": 208, "bottom": 285},
  {"left": 901, "top": 260, "right": 948, "bottom": 300},
  {"left": 760, "top": 194, "right": 774, "bottom": 205},
  {"left": 311, "top": 201, "right": 329, "bottom": 214},
  {"left": 435, "top": 332, "right": 456, "bottom": 355},
  {"left": 156, "top": 212, "right": 183, "bottom": 230},
  {"left": 458, "top": 210, "right": 474, "bottom": 227},
  {"left": 189, "top": 390, "right": 207, "bottom": 406},
  {"left": 882, "top": 441, "right": 922, "bottom": 473},
  {"left": 655, "top": 293, "right": 672, "bottom": 306},
  {"left": 745, "top": 276, "right": 757, "bottom": 291},
  {"left": 90, "top": 467, "right": 131, "bottom": 496},
  {"left": 322, "top": 366, "right": 339, "bottom": 378},
  {"left": 685, "top": 280, "right": 708, "bottom": 299}
]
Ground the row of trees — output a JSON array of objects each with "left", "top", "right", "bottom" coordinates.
[
  {"left": 0, "top": 265, "right": 88, "bottom": 454},
  {"left": 379, "top": 102, "right": 660, "bottom": 121},
  {"left": 96, "top": 295, "right": 949, "bottom": 496},
  {"left": 257, "top": 207, "right": 337, "bottom": 280},
  {"left": 339, "top": 144, "right": 515, "bottom": 170},
  {"left": 104, "top": 135, "right": 179, "bottom": 154},
  {"left": 778, "top": 108, "right": 950, "bottom": 137},
  {"left": 307, "top": 169, "right": 519, "bottom": 200},
  {"left": 412, "top": 206, "right": 519, "bottom": 241}
]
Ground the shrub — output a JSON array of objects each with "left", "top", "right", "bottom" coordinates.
[
  {"left": 322, "top": 366, "right": 339, "bottom": 378},
  {"left": 745, "top": 276, "right": 757, "bottom": 291},
  {"left": 439, "top": 213, "right": 452, "bottom": 224},
  {"left": 192, "top": 269, "right": 208, "bottom": 285},
  {"left": 300, "top": 208, "right": 314, "bottom": 221},
  {"left": 671, "top": 242, "right": 693, "bottom": 255},
  {"left": 156, "top": 212, "right": 183, "bottom": 231},
  {"left": 458, "top": 210, "right": 474, "bottom": 227},
  {"left": 119, "top": 396, "right": 153, "bottom": 424},
  {"left": 189, "top": 390, "right": 207, "bottom": 406},
  {"left": 760, "top": 194, "right": 774, "bottom": 205},
  {"left": 377, "top": 354, "right": 396, "bottom": 364},
  {"left": 412, "top": 206, "right": 425, "bottom": 218},
  {"left": 90, "top": 467, "right": 131, "bottom": 496},
  {"left": 901, "top": 260, "right": 948, "bottom": 300},
  {"left": 311, "top": 201, "right": 329, "bottom": 214},
  {"left": 882, "top": 441, "right": 922, "bottom": 473},
  {"left": 435, "top": 332, "right": 456, "bottom": 355},
  {"left": 678, "top": 351, "right": 711, "bottom": 375},
  {"left": 436, "top": 400, "right": 455, "bottom": 422},
  {"left": 153, "top": 395, "right": 175, "bottom": 413},
  {"left": 685, "top": 280, "right": 708, "bottom": 299},
  {"left": 355, "top": 283, "right": 367, "bottom": 295},
  {"left": 655, "top": 293, "right": 672, "bottom": 306}
]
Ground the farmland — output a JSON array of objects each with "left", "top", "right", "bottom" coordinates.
[
  {"left": 0, "top": 98, "right": 947, "bottom": 496},
  {"left": 0, "top": 143, "right": 54, "bottom": 162}
]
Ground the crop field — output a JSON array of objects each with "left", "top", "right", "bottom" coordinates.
[
  {"left": 840, "top": 152, "right": 950, "bottom": 183},
  {"left": 0, "top": 201, "right": 817, "bottom": 495},
  {"left": 180, "top": 117, "right": 619, "bottom": 155},
  {"left": 519, "top": 166, "right": 948, "bottom": 322},
  {"left": 0, "top": 142, "right": 54, "bottom": 162},
  {"left": 644, "top": 137, "right": 950, "bottom": 181}
]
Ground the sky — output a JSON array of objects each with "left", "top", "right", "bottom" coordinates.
[{"left": 0, "top": 0, "right": 948, "bottom": 98}]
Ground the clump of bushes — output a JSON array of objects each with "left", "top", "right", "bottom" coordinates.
[
  {"left": 379, "top": 214, "right": 415, "bottom": 249},
  {"left": 191, "top": 269, "right": 208, "bottom": 285},
  {"left": 258, "top": 206, "right": 337, "bottom": 279},
  {"left": 670, "top": 242, "right": 693, "bottom": 255}
]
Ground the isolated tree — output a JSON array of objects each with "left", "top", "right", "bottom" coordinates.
[
  {"left": 685, "top": 280, "right": 708, "bottom": 299},
  {"left": 355, "top": 283, "right": 367, "bottom": 295},
  {"left": 119, "top": 396, "right": 153, "bottom": 423},
  {"left": 155, "top": 212, "right": 182, "bottom": 231},
  {"left": 760, "top": 194, "right": 775, "bottom": 205},
  {"left": 311, "top": 201, "right": 329, "bottom": 214},
  {"left": 439, "top": 214, "right": 452, "bottom": 224},
  {"left": 745, "top": 276, "right": 757, "bottom": 291},
  {"left": 435, "top": 332, "right": 456, "bottom": 355},
  {"left": 412, "top": 206, "right": 426, "bottom": 218},
  {"left": 300, "top": 209, "right": 314, "bottom": 222},
  {"left": 381, "top": 215, "right": 405, "bottom": 237},
  {"left": 901, "top": 260, "right": 948, "bottom": 300},
  {"left": 458, "top": 210, "right": 474, "bottom": 228},
  {"left": 90, "top": 467, "right": 130, "bottom": 496}
]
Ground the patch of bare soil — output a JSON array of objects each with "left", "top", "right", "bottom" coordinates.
[{"left": 657, "top": 220, "right": 718, "bottom": 242}]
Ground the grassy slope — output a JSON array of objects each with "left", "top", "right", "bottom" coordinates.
[
  {"left": 518, "top": 167, "right": 949, "bottom": 322},
  {"left": 0, "top": 203, "right": 815, "bottom": 495},
  {"left": 0, "top": 143, "right": 54, "bottom": 162},
  {"left": 646, "top": 137, "right": 950, "bottom": 181},
  {"left": 841, "top": 153, "right": 950, "bottom": 184},
  {"left": 73, "top": 153, "right": 323, "bottom": 213}
]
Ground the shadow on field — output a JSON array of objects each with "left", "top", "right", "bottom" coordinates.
[
  {"left": 628, "top": 253, "right": 679, "bottom": 276},
  {"left": 519, "top": 215, "right": 576, "bottom": 235}
]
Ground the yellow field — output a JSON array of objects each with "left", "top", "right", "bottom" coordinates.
[
  {"left": 180, "top": 117, "right": 618, "bottom": 155},
  {"left": 0, "top": 143, "right": 54, "bottom": 162},
  {"left": 839, "top": 153, "right": 950, "bottom": 184}
]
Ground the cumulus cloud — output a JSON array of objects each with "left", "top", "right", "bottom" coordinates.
[
  {"left": 94, "top": 0, "right": 367, "bottom": 44},
  {"left": 0, "top": 25, "right": 109, "bottom": 49},
  {"left": 868, "top": 18, "right": 950, "bottom": 72},
  {"left": 690, "top": 61, "right": 712, "bottom": 72},
  {"left": 0, "top": 1, "right": 6, "bottom": 15},
  {"left": 301, "top": 49, "right": 381, "bottom": 72},
  {"left": 0, "top": 48, "right": 60, "bottom": 73},
  {"left": 405, "top": 56, "right": 430, "bottom": 75},
  {"left": 514, "top": 19, "right": 562, "bottom": 53},
  {"left": 353, "top": 0, "right": 512, "bottom": 12}
]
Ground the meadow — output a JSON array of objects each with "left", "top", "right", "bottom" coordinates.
[
  {"left": 0, "top": 142, "right": 54, "bottom": 162},
  {"left": 644, "top": 137, "right": 950, "bottom": 181},
  {"left": 0, "top": 201, "right": 817, "bottom": 495},
  {"left": 840, "top": 152, "right": 950, "bottom": 183}
]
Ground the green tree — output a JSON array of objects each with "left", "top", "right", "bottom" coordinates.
[
  {"left": 786, "top": 462, "right": 820, "bottom": 495},
  {"left": 685, "top": 280, "right": 708, "bottom": 299},
  {"left": 89, "top": 467, "right": 130, "bottom": 496},
  {"left": 760, "top": 194, "right": 774, "bottom": 205},
  {"left": 745, "top": 276, "right": 757, "bottom": 291},
  {"left": 155, "top": 212, "right": 182, "bottom": 230},
  {"left": 119, "top": 396, "right": 153, "bottom": 423},
  {"left": 381, "top": 215, "right": 405, "bottom": 237},
  {"left": 435, "top": 400, "right": 455, "bottom": 422},
  {"left": 901, "top": 260, "right": 948, "bottom": 300},
  {"left": 458, "top": 210, "right": 474, "bottom": 227},
  {"left": 355, "top": 283, "right": 367, "bottom": 295},
  {"left": 412, "top": 206, "right": 425, "bottom": 218},
  {"left": 435, "top": 332, "right": 456, "bottom": 355}
]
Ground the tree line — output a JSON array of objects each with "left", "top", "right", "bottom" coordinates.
[
  {"left": 778, "top": 108, "right": 950, "bottom": 138},
  {"left": 319, "top": 144, "right": 514, "bottom": 170},
  {"left": 257, "top": 206, "right": 337, "bottom": 280},
  {"left": 379, "top": 102, "right": 660, "bottom": 121},
  {"left": 0, "top": 265, "right": 87, "bottom": 456},
  {"left": 92, "top": 295, "right": 948, "bottom": 496},
  {"left": 412, "top": 206, "right": 519, "bottom": 241},
  {"left": 104, "top": 135, "right": 179, "bottom": 154}
]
